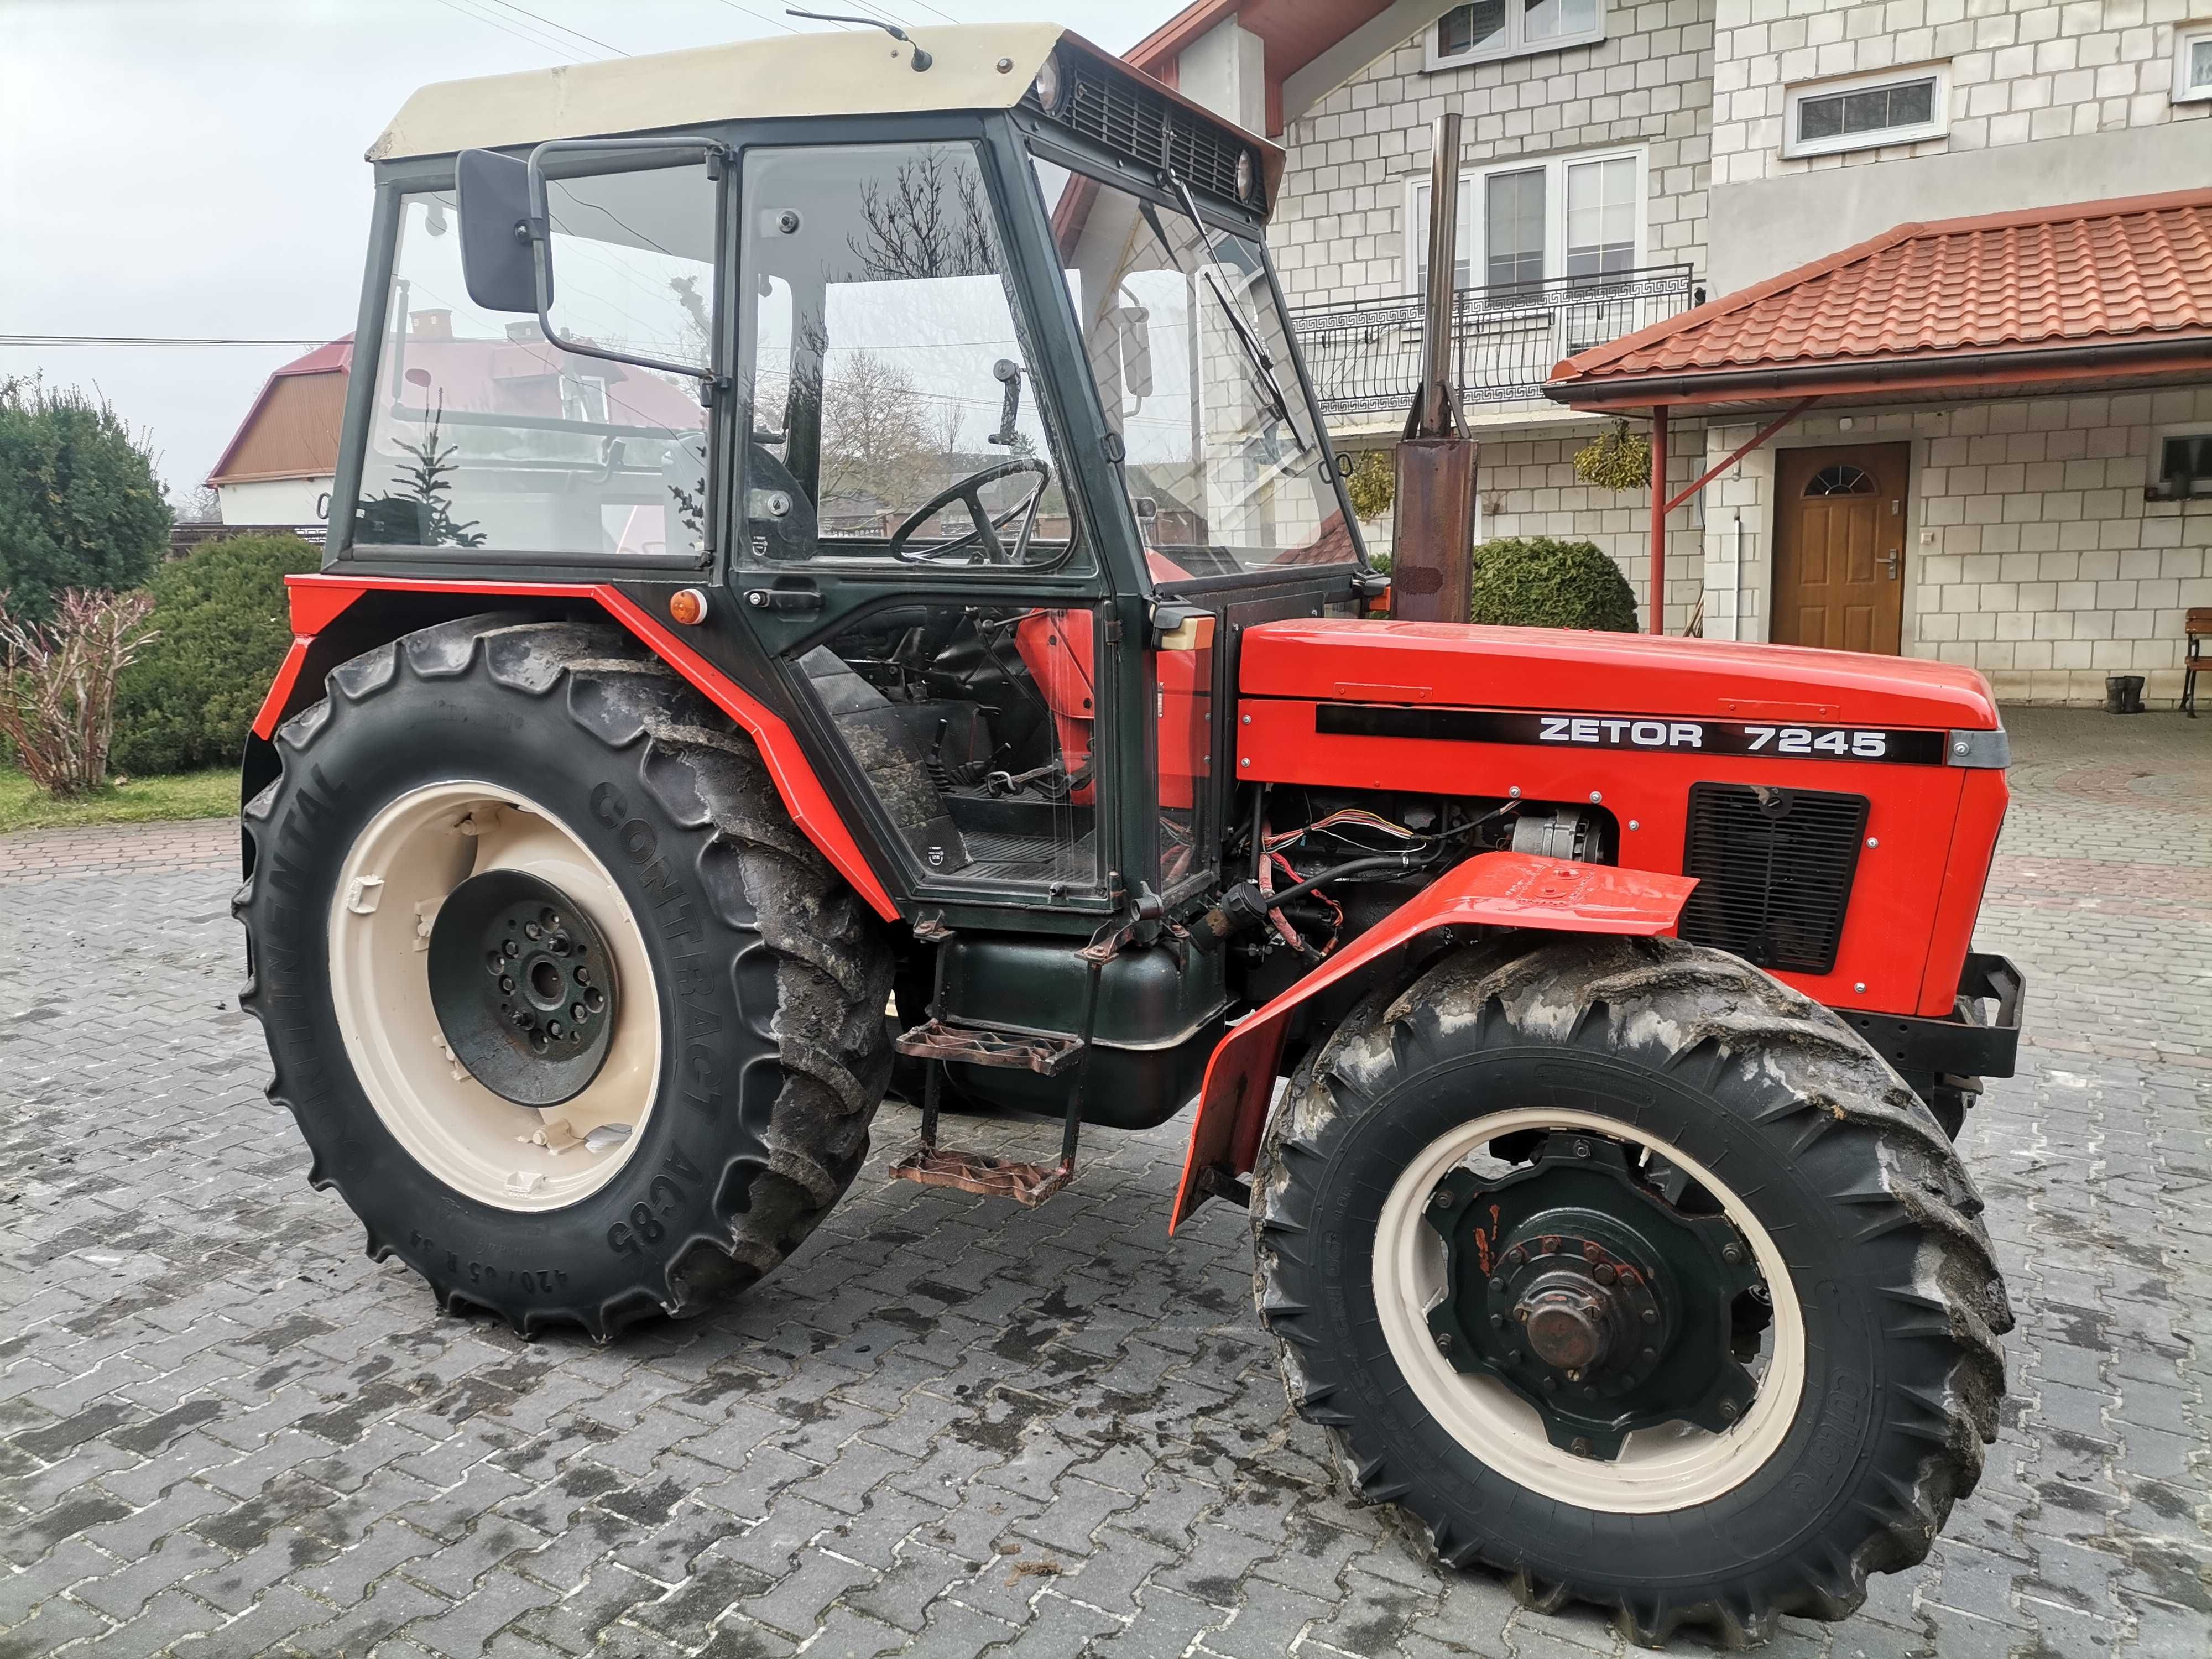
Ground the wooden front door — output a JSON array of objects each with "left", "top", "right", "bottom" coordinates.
[{"left": 1773, "top": 443, "right": 1908, "bottom": 654}]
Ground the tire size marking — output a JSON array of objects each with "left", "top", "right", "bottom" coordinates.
[
  {"left": 409, "top": 1230, "right": 570, "bottom": 1296},
  {"left": 607, "top": 1147, "right": 706, "bottom": 1257}
]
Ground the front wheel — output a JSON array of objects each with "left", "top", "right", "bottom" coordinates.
[{"left": 1251, "top": 935, "right": 2011, "bottom": 1647}]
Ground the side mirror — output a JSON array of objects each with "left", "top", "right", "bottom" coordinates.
[
  {"left": 1110, "top": 304, "right": 1154, "bottom": 401},
  {"left": 455, "top": 149, "right": 538, "bottom": 314}
]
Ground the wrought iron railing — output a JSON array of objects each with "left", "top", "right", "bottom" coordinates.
[{"left": 1288, "top": 264, "right": 1700, "bottom": 420}]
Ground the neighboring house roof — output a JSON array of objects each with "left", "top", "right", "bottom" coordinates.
[
  {"left": 1127, "top": 1, "right": 1456, "bottom": 135},
  {"left": 206, "top": 337, "right": 355, "bottom": 487},
  {"left": 1547, "top": 188, "right": 2212, "bottom": 413}
]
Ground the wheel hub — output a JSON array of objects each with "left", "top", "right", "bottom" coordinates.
[
  {"left": 426, "top": 868, "right": 618, "bottom": 1107},
  {"left": 1424, "top": 1135, "right": 1761, "bottom": 1458}
]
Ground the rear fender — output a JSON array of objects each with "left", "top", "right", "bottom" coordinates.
[
  {"left": 247, "top": 573, "right": 900, "bottom": 921},
  {"left": 1168, "top": 852, "right": 1698, "bottom": 1230}
]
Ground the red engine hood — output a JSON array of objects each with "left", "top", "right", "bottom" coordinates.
[{"left": 1238, "top": 620, "right": 1999, "bottom": 730}]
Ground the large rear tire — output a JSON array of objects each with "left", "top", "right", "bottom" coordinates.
[
  {"left": 1251, "top": 934, "right": 2010, "bottom": 1647},
  {"left": 235, "top": 617, "right": 893, "bottom": 1339}
]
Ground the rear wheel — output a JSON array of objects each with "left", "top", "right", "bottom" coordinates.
[
  {"left": 1251, "top": 935, "right": 2010, "bottom": 1646},
  {"left": 236, "top": 617, "right": 893, "bottom": 1338}
]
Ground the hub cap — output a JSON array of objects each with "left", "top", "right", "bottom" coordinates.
[
  {"left": 1423, "top": 1136, "right": 1760, "bottom": 1459},
  {"left": 1373, "top": 1107, "right": 1805, "bottom": 1514},
  {"left": 427, "top": 870, "right": 618, "bottom": 1107}
]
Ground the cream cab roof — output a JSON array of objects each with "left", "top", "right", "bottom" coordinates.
[{"left": 371, "top": 22, "right": 1068, "bottom": 161}]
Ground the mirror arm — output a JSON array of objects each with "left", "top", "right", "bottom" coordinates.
[{"left": 523, "top": 136, "right": 731, "bottom": 384}]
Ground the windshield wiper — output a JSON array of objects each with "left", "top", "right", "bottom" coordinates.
[{"left": 1155, "top": 176, "right": 1311, "bottom": 457}]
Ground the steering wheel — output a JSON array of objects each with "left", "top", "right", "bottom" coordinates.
[{"left": 889, "top": 458, "right": 1052, "bottom": 565}]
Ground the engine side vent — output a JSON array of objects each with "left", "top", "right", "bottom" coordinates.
[
  {"left": 1679, "top": 783, "right": 1868, "bottom": 974},
  {"left": 1028, "top": 54, "right": 1261, "bottom": 211}
]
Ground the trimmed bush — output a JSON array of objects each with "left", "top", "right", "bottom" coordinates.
[
  {"left": 112, "top": 533, "right": 321, "bottom": 776},
  {"left": 1468, "top": 536, "right": 1638, "bottom": 632},
  {"left": 0, "top": 378, "right": 170, "bottom": 623}
]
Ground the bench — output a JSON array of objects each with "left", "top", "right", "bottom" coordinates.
[{"left": 2189, "top": 608, "right": 2211, "bottom": 718}]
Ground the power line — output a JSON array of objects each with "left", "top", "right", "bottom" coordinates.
[
  {"left": 711, "top": 1, "right": 804, "bottom": 33},
  {"left": 431, "top": 0, "right": 582, "bottom": 61},
  {"left": 1, "top": 335, "right": 333, "bottom": 348},
  {"left": 479, "top": 0, "right": 629, "bottom": 56}
]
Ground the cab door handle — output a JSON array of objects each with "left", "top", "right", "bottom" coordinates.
[{"left": 743, "top": 583, "right": 822, "bottom": 612}]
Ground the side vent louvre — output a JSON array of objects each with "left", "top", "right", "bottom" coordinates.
[{"left": 1678, "top": 783, "right": 1867, "bottom": 975}]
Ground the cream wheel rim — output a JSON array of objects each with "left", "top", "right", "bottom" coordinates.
[
  {"left": 1371, "top": 1107, "right": 1806, "bottom": 1514},
  {"left": 327, "top": 781, "right": 661, "bottom": 1211}
]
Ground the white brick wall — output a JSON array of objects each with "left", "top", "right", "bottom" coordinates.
[
  {"left": 1270, "top": 1, "right": 1717, "bottom": 307},
  {"left": 1698, "top": 390, "right": 2212, "bottom": 704},
  {"left": 1709, "top": 0, "right": 2209, "bottom": 187}
]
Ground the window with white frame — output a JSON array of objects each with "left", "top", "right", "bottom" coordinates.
[
  {"left": 1429, "top": 0, "right": 1605, "bottom": 70},
  {"left": 1782, "top": 65, "right": 1949, "bottom": 159},
  {"left": 1408, "top": 150, "right": 1644, "bottom": 295},
  {"left": 2176, "top": 24, "right": 2212, "bottom": 103}
]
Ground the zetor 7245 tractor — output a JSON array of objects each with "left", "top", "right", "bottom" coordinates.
[{"left": 236, "top": 22, "right": 2021, "bottom": 1645}]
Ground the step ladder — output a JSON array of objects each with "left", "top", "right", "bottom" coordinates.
[{"left": 889, "top": 952, "right": 1105, "bottom": 1207}]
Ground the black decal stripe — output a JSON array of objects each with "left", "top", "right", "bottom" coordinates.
[{"left": 1310, "top": 704, "right": 1948, "bottom": 765}]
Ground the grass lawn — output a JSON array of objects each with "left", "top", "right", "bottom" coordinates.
[{"left": 0, "top": 766, "right": 236, "bottom": 835}]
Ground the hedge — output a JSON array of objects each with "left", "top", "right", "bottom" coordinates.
[
  {"left": 111, "top": 533, "right": 321, "bottom": 776},
  {"left": 1468, "top": 536, "right": 1637, "bottom": 632}
]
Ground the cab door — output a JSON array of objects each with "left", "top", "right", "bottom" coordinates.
[{"left": 726, "top": 133, "right": 1126, "bottom": 911}]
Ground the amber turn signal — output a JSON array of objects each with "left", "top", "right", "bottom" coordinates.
[{"left": 667, "top": 588, "right": 709, "bottom": 626}]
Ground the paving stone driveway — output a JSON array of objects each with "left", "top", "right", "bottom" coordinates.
[{"left": 2, "top": 708, "right": 2207, "bottom": 1659}]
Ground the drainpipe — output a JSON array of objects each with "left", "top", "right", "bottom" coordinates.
[{"left": 1648, "top": 404, "right": 1668, "bottom": 635}]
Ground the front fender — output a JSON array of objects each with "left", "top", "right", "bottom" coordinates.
[{"left": 1168, "top": 852, "right": 1698, "bottom": 1231}]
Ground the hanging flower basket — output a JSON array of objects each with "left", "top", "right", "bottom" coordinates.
[{"left": 1573, "top": 420, "right": 1652, "bottom": 492}]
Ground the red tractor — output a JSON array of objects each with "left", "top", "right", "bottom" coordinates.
[{"left": 238, "top": 23, "right": 2017, "bottom": 1645}]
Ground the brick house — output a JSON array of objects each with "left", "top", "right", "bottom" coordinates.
[{"left": 1129, "top": 1, "right": 2212, "bottom": 704}]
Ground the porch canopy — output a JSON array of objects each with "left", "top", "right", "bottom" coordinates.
[{"left": 1537, "top": 187, "right": 2212, "bottom": 630}]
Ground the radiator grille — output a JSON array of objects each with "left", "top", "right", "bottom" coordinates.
[
  {"left": 1678, "top": 784, "right": 1868, "bottom": 974},
  {"left": 1029, "top": 54, "right": 1261, "bottom": 211}
]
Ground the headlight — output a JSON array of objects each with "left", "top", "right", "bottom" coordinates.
[
  {"left": 1235, "top": 150, "right": 1258, "bottom": 205},
  {"left": 1031, "top": 52, "right": 1065, "bottom": 114}
]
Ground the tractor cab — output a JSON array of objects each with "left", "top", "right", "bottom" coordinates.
[{"left": 347, "top": 24, "right": 1365, "bottom": 948}]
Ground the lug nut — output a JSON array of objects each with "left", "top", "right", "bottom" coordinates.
[
  {"left": 500, "top": 975, "right": 515, "bottom": 994},
  {"left": 1594, "top": 1263, "right": 1616, "bottom": 1284},
  {"left": 1431, "top": 1189, "right": 1454, "bottom": 1210},
  {"left": 1434, "top": 1331, "right": 1453, "bottom": 1353},
  {"left": 1570, "top": 1437, "right": 1593, "bottom": 1458},
  {"left": 1642, "top": 1308, "right": 1659, "bottom": 1326},
  {"left": 1722, "top": 1243, "right": 1745, "bottom": 1265},
  {"left": 574, "top": 964, "right": 592, "bottom": 984},
  {"left": 1719, "top": 1397, "right": 1740, "bottom": 1422},
  {"left": 1488, "top": 1276, "right": 1506, "bottom": 1293},
  {"left": 1583, "top": 1240, "right": 1600, "bottom": 1260},
  {"left": 572, "top": 1002, "right": 588, "bottom": 1022},
  {"left": 503, "top": 940, "right": 520, "bottom": 958}
]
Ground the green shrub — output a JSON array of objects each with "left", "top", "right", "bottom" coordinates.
[
  {"left": 111, "top": 533, "right": 320, "bottom": 775},
  {"left": 1468, "top": 536, "right": 1637, "bottom": 632},
  {"left": 0, "top": 377, "right": 171, "bottom": 623}
]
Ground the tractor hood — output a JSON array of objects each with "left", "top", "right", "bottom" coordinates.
[{"left": 1238, "top": 619, "right": 2000, "bottom": 732}]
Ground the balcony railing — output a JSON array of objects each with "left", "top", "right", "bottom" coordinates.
[{"left": 1288, "top": 264, "right": 1701, "bottom": 421}]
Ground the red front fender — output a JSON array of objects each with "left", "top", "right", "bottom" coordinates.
[{"left": 1168, "top": 852, "right": 1698, "bottom": 1231}]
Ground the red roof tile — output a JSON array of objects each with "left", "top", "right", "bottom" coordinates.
[{"left": 1550, "top": 188, "right": 2212, "bottom": 395}]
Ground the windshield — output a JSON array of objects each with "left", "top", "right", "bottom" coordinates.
[{"left": 1033, "top": 158, "right": 1354, "bottom": 580}]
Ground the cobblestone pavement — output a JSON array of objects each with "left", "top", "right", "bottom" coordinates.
[{"left": 2, "top": 708, "right": 2206, "bottom": 1659}]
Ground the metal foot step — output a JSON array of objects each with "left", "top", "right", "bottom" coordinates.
[
  {"left": 890, "top": 1144, "right": 1072, "bottom": 1206},
  {"left": 894, "top": 1018, "right": 1082, "bottom": 1076}
]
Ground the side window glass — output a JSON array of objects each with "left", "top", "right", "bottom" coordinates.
[
  {"left": 362, "top": 178, "right": 713, "bottom": 557},
  {"left": 738, "top": 143, "right": 1077, "bottom": 567}
]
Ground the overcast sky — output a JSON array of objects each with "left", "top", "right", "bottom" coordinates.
[{"left": 0, "top": 0, "right": 1187, "bottom": 501}]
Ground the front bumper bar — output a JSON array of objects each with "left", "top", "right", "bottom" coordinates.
[{"left": 1839, "top": 953, "right": 2025, "bottom": 1080}]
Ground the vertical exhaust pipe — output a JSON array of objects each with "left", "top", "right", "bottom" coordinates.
[{"left": 1391, "top": 112, "right": 1478, "bottom": 625}]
